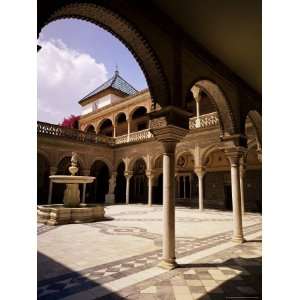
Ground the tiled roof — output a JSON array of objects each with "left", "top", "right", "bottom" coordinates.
[{"left": 79, "top": 71, "right": 138, "bottom": 103}]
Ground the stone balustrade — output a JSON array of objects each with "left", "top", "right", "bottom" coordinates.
[
  {"left": 189, "top": 112, "right": 219, "bottom": 129},
  {"left": 37, "top": 112, "right": 219, "bottom": 146}
]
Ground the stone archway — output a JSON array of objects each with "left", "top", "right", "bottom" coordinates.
[
  {"left": 189, "top": 79, "right": 237, "bottom": 136},
  {"left": 89, "top": 160, "right": 110, "bottom": 204},
  {"left": 115, "top": 112, "right": 128, "bottom": 137},
  {"left": 130, "top": 158, "right": 147, "bottom": 203},
  {"left": 85, "top": 124, "right": 96, "bottom": 134},
  {"left": 130, "top": 106, "right": 149, "bottom": 132},
  {"left": 38, "top": 2, "right": 170, "bottom": 106},
  {"left": 98, "top": 118, "right": 113, "bottom": 137}
]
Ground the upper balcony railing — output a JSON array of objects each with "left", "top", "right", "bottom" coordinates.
[
  {"left": 189, "top": 112, "right": 219, "bottom": 130},
  {"left": 37, "top": 112, "right": 219, "bottom": 146}
]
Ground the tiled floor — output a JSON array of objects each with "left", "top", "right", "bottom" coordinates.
[{"left": 37, "top": 205, "right": 262, "bottom": 299}]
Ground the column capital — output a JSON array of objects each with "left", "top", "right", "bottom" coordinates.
[
  {"left": 224, "top": 147, "right": 247, "bottom": 166},
  {"left": 190, "top": 85, "right": 202, "bottom": 102},
  {"left": 194, "top": 166, "right": 206, "bottom": 177},
  {"left": 151, "top": 125, "right": 188, "bottom": 148},
  {"left": 124, "top": 171, "right": 133, "bottom": 179},
  {"left": 149, "top": 105, "right": 192, "bottom": 130},
  {"left": 146, "top": 170, "right": 154, "bottom": 179},
  {"left": 110, "top": 171, "right": 117, "bottom": 178}
]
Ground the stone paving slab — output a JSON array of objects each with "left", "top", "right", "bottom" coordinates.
[{"left": 37, "top": 205, "right": 262, "bottom": 300}]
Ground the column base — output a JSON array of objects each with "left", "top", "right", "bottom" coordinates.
[
  {"left": 231, "top": 236, "right": 245, "bottom": 244},
  {"left": 158, "top": 259, "right": 178, "bottom": 270}
]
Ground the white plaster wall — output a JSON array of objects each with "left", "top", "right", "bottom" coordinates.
[{"left": 81, "top": 94, "right": 123, "bottom": 115}]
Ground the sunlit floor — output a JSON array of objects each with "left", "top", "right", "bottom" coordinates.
[{"left": 37, "top": 204, "right": 262, "bottom": 300}]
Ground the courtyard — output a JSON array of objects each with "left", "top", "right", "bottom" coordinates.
[{"left": 38, "top": 205, "right": 262, "bottom": 299}]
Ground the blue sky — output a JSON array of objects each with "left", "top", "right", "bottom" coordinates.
[{"left": 38, "top": 19, "right": 147, "bottom": 124}]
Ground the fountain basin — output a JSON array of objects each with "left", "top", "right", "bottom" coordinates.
[
  {"left": 37, "top": 203, "right": 105, "bottom": 225},
  {"left": 49, "top": 175, "right": 95, "bottom": 184}
]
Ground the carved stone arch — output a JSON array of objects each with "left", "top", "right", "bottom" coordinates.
[
  {"left": 96, "top": 117, "right": 114, "bottom": 134},
  {"left": 128, "top": 155, "right": 147, "bottom": 172},
  {"left": 188, "top": 78, "right": 237, "bottom": 136},
  {"left": 89, "top": 157, "right": 113, "bottom": 176},
  {"left": 84, "top": 124, "right": 96, "bottom": 133},
  {"left": 152, "top": 153, "right": 163, "bottom": 170},
  {"left": 175, "top": 149, "right": 195, "bottom": 162},
  {"left": 115, "top": 111, "right": 128, "bottom": 123},
  {"left": 38, "top": 2, "right": 170, "bottom": 106},
  {"left": 245, "top": 110, "right": 262, "bottom": 148},
  {"left": 201, "top": 144, "right": 221, "bottom": 167},
  {"left": 129, "top": 105, "right": 149, "bottom": 120}
]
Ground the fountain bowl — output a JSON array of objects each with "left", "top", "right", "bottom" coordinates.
[{"left": 49, "top": 175, "right": 95, "bottom": 184}]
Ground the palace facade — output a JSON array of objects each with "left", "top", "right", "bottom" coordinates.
[{"left": 37, "top": 70, "right": 261, "bottom": 213}]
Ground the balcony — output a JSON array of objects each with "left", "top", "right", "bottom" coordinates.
[
  {"left": 37, "top": 113, "right": 219, "bottom": 146},
  {"left": 189, "top": 112, "right": 219, "bottom": 129}
]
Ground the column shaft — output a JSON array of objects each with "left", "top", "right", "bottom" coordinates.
[
  {"left": 161, "top": 142, "right": 176, "bottom": 268},
  {"left": 82, "top": 184, "right": 86, "bottom": 204},
  {"left": 125, "top": 175, "right": 132, "bottom": 204},
  {"left": 48, "top": 180, "right": 53, "bottom": 204},
  {"left": 148, "top": 176, "right": 153, "bottom": 206},
  {"left": 225, "top": 148, "right": 246, "bottom": 243},
  {"left": 240, "top": 166, "right": 246, "bottom": 214}
]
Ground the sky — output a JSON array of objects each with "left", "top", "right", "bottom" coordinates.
[{"left": 38, "top": 19, "right": 147, "bottom": 124}]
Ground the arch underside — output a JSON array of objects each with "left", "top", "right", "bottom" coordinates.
[{"left": 40, "top": 2, "right": 170, "bottom": 107}]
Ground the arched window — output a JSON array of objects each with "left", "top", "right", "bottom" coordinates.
[{"left": 131, "top": 106, "right": 148, "bottom": 132}]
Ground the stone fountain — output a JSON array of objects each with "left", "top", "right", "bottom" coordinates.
[{"left": 38, "top": 152, "right": 105, "bottom": 225}]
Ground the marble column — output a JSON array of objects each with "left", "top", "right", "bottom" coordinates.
[
  {"left": 125, "top": 171, "right": 133, "bottom": 204},
  {"left": 191, "top": 85, "right": 202, "bottom": 126},
  {"left": 81, "top": 169, "right": 90, "bottom": 204},
  {"left": 127, "top": 119, "right": 131, "bottom": 142},
  {"left": 151, "top": 126, "right": 188, "bottom": 270},
  {"left": 149, "top": 106, "right": 190, "bottom": 269},
  {"left": 161, "top": 141, "right": 177, "bottom": 269},
  {"left": 195, "top": 167, "right": 206, "bottom": 211},
  {"left": 113, "top": 125, "right": 116, "bottom": 138},
  {"left": 225, "top": 147, "right": 246, "bottom": 243},
  {"left": 48, "top": 166, "right": 57, "bottom": 204},
  {"left": 146, "top": 171, "right": 154, "bottom": 207},
  {"left": 239, "top": 157, "right": 246, "bottom": 215}
]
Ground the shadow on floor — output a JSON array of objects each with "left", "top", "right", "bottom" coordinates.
[
  {"left": 37, "top": 251, "right": 126, "bottom": 300},
  {"left": 179, "top": 255, "right": 262, "bottom": 300}
]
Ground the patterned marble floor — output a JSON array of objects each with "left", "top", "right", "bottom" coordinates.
[{"left": 37, "top": 205, "right": 262, "bottom": 300}]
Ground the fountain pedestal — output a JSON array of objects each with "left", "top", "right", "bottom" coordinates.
[{"left": 64, "top": 183, "right": 80, "bottom": 207}]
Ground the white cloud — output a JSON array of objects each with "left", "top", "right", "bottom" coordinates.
[{"left": 38, "top": 38, "right": 108, "bottom": 124}]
